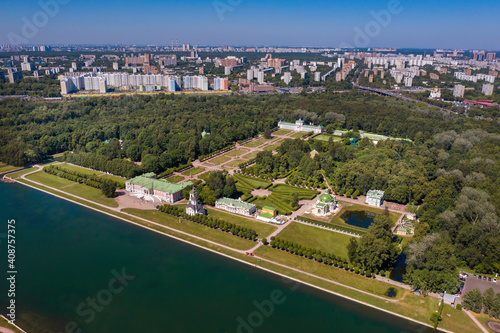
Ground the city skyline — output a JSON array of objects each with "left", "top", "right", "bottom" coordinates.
[{"left": 1, "top": 0, "right": 499, "bottom": 49}]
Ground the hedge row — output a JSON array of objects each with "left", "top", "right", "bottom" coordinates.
[
  {"left": 157, "top": 204, "right": 258, "bottom": 240},
  {"left": 157, "top": 162, "right": 193, "bottom": 179}
]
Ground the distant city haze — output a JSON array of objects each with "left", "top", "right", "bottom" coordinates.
[{"left": 1, "top": 0, "right": 499, "bottom": 49}]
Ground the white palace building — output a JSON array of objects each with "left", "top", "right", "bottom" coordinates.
[{"left": 278, "top": 119, "right": 324, "bottom": 134}]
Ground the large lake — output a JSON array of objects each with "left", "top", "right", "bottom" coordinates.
[{"left": 0, "top": 183, "right": 431, "bottom": 332}]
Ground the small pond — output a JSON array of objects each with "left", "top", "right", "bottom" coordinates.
[{"left": 340, "top": 210, "right": 379, "bottom": 228}]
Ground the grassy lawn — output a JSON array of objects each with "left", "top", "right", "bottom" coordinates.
[
  {"left": 291, "top": 132, "right": 308, "bottom": 139},
  {"left": 207, "top": 155, "right": 231, "bottom": 165},
  {"left": 225, "top": 148, "right": 249, "bottom": 157},
  {"left": 182, "top": 167, "right": 205, "bottom": 176},
  {"left": 276, "top": 222, "right": 352, "bottom": 259},
  {"left": 64, "top": 183, "right": 119, "bottom": 208},
  {"left": 270, "top": 184, "right": 319, "bottom": 200},
  {"left": 99, "top": 173, "right": 126, "bottom": 187},
  {"left": 225, "top": 160, "right": 245, "bottom": 168},
  {"left": 314, "top": 134, "right": 342, "bottom": 142},
  {"left": 241, "top": 151, "right": 258, "bottom": 160},
  {"left": 273, "top": 129, "right": 292, "bottom": 135},
  {"left": 0, "top": 164, "right": 20, "bottom": 174},
  {"left": 166, "top": 175, "right": 185, "bottom": 183},
  {"left": 264, "top": 144, "right": 280, "bottom": 151},
  {"left": 6, "top": 167, "right": 35, "bottom": 178},
  {"left": 198, "top": 171, "right": 217, "bottom": 182},
  {"left": 205, "top": 207, "right": 277, "bottom": 237},
  {"left": 244, "top": 138, "right": 271, "bottom": 148},
  {"left": 26, "top": 170, "right": 76, "bottom": 188},
  {"left": 255, "top": 245, "right": 404, "bottom": 299},
  {"left": 26, "top": 170, "right": 119, "bottom": 207},
  {"left": 123, "top": 208, "right": 256, "bottom": 250},
  {"left": 56, "top": 163, "right": 104, "bottom": 176}
]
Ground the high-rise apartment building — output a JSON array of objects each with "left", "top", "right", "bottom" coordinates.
[{"left": 453, "top": 84, "right": 465, "bottom": 98}]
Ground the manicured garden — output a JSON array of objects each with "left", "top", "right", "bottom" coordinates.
[
  {"left": 182, "top": 167, "right": 205, "bottom": 176},
  {"left": 166, "top": 175, "right": 185, "bottom": 183}
]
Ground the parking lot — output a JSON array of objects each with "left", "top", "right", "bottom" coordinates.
[{"left": 462, "top": 275, "right": 500, "bottom": 296}]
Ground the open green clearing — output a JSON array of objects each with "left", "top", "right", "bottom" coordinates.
[
  {"left": 291, "top": 132, "right": 308, "bottom": 139},
  {"left": 206, "top": 155, "right": 231, "bottom": 165},
  {"left": 273, "top": 129, "right": 291, "bottom": 135},
  {"left": 264, "top": 144, "right": 280, "bottom": 151},
  {"left": 56, "top": 163, "right": 103, "bottom": 176},
  {"left": 0, "top": 164, "right": 20, "bottom": 174},
  {"left": 244, "top": 138, "right": 271, "bottom": 148},
  {"left": 225, "top": 148, "right": 249, "bottom": 157},
  {"left": 99, "top": 173, "right": 126, "bottom": 186},
  {"left": 63, "top": 183, "right": 118, "bottom": 207},
  {"left": 123, "top": 208, "right": 256, "bottom": 250},
  {"left": 198, "top": 171, "right": 217, "bottom": 182},
  {"left": 166, "top": 175, "right": 185, "bottom": 183},
  {"left": 314, "top": 134, "right": 342, "bottom": 142},
  {"left": 26, "top": 170, "right": 76, "bottom": 188},
  {"left": 225, "top": 160, "right": 245, "bottom": 168},
  {"left": 6, "top": 167, "right": 36, "bottom": 178},
  {"left": 276, "top": 222, "right": 352, "bottom": 259},
  {"left": 26, "top": 171, "right": 118, "bottom": 207},
  {"left": 182, "top": 167, "right": 205, "bottom": 176},
  {"left": 241, "top": 152, "right": 258, "bottom": 160}
]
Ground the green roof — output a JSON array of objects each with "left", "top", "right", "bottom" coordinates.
[
  {"left": 263, "top": 206, "right": 277, "bottom": 211},
  {"left": 318, "top": 193, "right": 335, "bottom": 203},
  {"left": 259, "top": 212, "right": 274, "bottom": 219},
  {"left": 127, "top": 174, "right": 192, "bottom": 194},
  {"left": 216, "top": 198, "right": 255, "bottom": 210}
]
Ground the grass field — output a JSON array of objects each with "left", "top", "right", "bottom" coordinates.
[
  {"left": 0, "top": 164, "right": 20, "bottom": 174},
  {"left": 270, "top": 184, "right": 319, "bottom": 200},
  {"left": 198, "top": 171, "right": 216, "bottom": 182},
  {"left": 244, "top": 138, "right": 271, "bottom": 148},
  {"left": 26, "top": 170, "right": 76, "bottom": 188},
  {"left": 99, "top": 173, "right": 126, "bottom": 187},
  {"left": 166, "top": 175, "right": 185, "bottom": 183},
  {"left": 182, "top": 167, "right": 205, "bottom": 176},
  {"left": 26, "top": 171, "right": 119, "bottom": 207},
  {"left": 123, "top": 208, "right": 256, "bottom": 250},
  {"left": 314, "top": 134, "right": 342, "bottom": 142},
  {"left": 6, "top": 167, "right": 35, "bottom": 178},
  {"left": 63, "top": 183, "right": 119, "bottom": 207},
  {"left": 241, "top": 152, "right": 258, "bottom": 160},
  {"left": 276, "top": 222, "right": 352, "bottom": 259},
  {"left": 291, "top": 132, "right": 308, "bottom": 139},
  {"left": 225, "top": 148, "right": 249, "bottom": 157},
  {"left": 273, "top": 129, "right": 291, "bottom": 135},
  {"left": 264, "top": 144, "right": 280, "bottom": 151},
  {"left": 225, "top": 160, "right": 245, "bottom": 168},
  {"left": 56, "top": 163, "right": 104, "bottom": 176},
  {"left": 206, "top": 155, "right": 231, "bottom": 165}
]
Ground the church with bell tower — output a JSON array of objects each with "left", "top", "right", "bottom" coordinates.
[{"left": 186, "top": 188, "right": 207, "bottom": 216}]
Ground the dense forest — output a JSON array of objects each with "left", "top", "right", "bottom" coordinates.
[{"left": 1, "top": 92, "right": 499, "bottom": 293}]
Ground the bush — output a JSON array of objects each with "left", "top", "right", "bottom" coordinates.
[{"left": 456, "top": 304, "right": 462, "bottom": 311}]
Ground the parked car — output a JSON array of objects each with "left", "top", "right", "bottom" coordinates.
[
  {"left": 478, "top": 275, "right": 482, "bottom": 279},
  {"left": 484, "top": 276, "right": 487, "bottom": 280},
  {"left": 474, "top": 274, "right": 477, "bottom": 278},
  {"left": 494, "top": 278, "right": 497, "bottom": 283},
  {"left": 489, "top": 277, "right": 492, "bottom": 282}
]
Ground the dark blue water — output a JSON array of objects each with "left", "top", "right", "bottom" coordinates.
[
  {"left": 0, "top": 183, "right": 431, "bottom": 332},
  {"left": 341, "top": 210, "right": 378, "bottom": 228}
]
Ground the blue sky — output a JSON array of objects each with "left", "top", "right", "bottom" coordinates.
[{"left": 1, "top": 0, "right": 499, "bottom": 49}]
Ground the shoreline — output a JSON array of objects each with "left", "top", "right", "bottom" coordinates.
[{"left": 13, "top": 179, "right": 451, "bottom": 333}]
